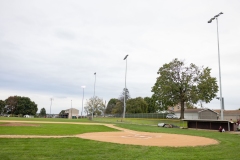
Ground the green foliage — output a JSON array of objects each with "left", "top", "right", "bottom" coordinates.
[
  {"left": 106, "top": 88, "right": 131, "bottom": 115},
  {"left": 39, "top": 108, "right": 47, "bottom": 117},
  {"left": 0, "top": 100, "right": 5, "bottom": 115},
  {"left": 58, "top": 110, "right": 65, "bottom": 117},
  {"left": 5, "top": 96, "right": 38, "bottom": 115},
  {"left": 111, "top": 100, "right": 123, "bottom": 114},
  {"left": 197, "top": 67, "right": 219, "bottom": 102},
  {"left": 152, "top": 58, "right": 218, "bottom": 118},
  {"left": 126, "top": 97, "right": 148, "bottom": 113},
  {"left": 4, "top": 96, "right": 18, "bottom": 114},
  {"left": 17, "top": 97, "right": 38, "bottom": 115},
  {"left": 186, "top": 102, "right": 197, "bottom": 109},
  {"left": 144, "top": 97, "right": 158, "bottom": 113},
  {"left": 105, "top": 98, "right": 119, "bottom": 114}
]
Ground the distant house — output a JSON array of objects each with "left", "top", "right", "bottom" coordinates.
[
  {"left": 167, "top": 103, "right": 191, "bottom": 112},
  {"left": 60, "top": 108, "right": 79, "bottom": 119},
  {"left": 167, "top": 104, "right": 181, "bottom": 112},
  {"left": 213, "top": 110, "right": 240, "bottom": 121},
  {"left": 175, "top": 108, "right": 218, "bottom": 120}
]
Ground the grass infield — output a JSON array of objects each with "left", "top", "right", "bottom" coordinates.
[{"left": 0, "top": 117, "right": 240, "bottom": 160}]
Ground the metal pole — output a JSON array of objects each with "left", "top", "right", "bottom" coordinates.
[
  {"left": 71, "top": 100, "right": 72, "bottom": 119},
  {"left": 123, "top": 55, "right": 128, "bottom": 119},
  {"left": 50, "top": 99, "right": 52, "bottom": 117},
  {"left": 216, "top": 18, "right": 224, "bottom": 120},
  {"left": 208, "top": 12, "right": 224, "bottom": 120},
  {"left": 81, "top": 87, "right": 84, "bottom": 118},
  {"left": 92, "top": 72, "right": 96, "bottom": 120},
  {"left": 104, "top": 100, "right": 106, "bottom": 117},
  {"left": 50, "top": 98, "right": 53, "bottom": 118}
]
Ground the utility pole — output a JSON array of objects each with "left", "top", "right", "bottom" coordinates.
[{"left": 50, "top": 98, "right": 54, "bottom": 118}]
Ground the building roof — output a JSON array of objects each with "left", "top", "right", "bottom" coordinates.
[
  {"left": 199, "top": 108, "right": 219, "bottom": 114},
  {"left": 175, "top": 109, "right": 200, "bottom": 113},
  {"left": 213, "top": 110, "right": 240, "bottom": 115},
  {"left": 175, "top": 108, "right": 217, "bottom": 114},
  {"left": 182, "top": 119, "right": 230, "bottom": 122}
]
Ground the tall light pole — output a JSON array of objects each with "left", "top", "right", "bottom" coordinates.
[
  {"left": 81, "top": 86, "right": 86, "bottom": 118},
  {"left": 123, "top": 55, "right": 128, "bottom": 119},
  {"left": 71, "top": 99, "right": 72, "bottom": 119},
  {"left": 92, "top": 72, "right": 96, "bottom": 120},
  {"left": 208, "top": 12, "right": 224, "bottom": 120},
  {"left": 50, "top": 98, "right": 54, "bottom": 118}
]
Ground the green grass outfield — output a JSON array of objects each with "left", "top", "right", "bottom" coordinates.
[{"left": 0, "top": 117, "right": 240, "bottom": 160}]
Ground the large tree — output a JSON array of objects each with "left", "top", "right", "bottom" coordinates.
[
  {"left": 5, "top": 96, "right": 38, "bottom": 116},
  {"left": 151, "top": 58, "right": 218, "bottom": 119},
  {"left": 85, "top": 96, "right": 105, "bottom": 116}
]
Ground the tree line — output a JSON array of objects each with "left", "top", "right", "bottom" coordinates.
[
  {"left": 105, "top": 88, "right": 160, "bottom": 115},
  {"left": 76, "top": 88, "right": 160, "bottom": 117},
  {"left": 0, "top": 96, "right": 38, "bottom": 116}
]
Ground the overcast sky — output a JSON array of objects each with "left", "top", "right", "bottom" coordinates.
[{"left": 0, "top": 0, "right": 240, "bottom": 114}]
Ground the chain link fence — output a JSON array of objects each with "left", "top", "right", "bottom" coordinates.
[{"left": 105, "top": 113, "right": 169, "bottom": 119}]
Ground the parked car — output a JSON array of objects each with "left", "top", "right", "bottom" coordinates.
[{"left": 166, "top": 114, "right": 178, "bottom": 119}]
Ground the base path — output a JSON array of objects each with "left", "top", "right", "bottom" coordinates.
[{"left": 0, "top": 120, "right": 218, "bottom": 147}]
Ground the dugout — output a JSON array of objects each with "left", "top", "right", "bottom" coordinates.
[{"left": 183, "top": 119, "right": 236, "bottom": 131}]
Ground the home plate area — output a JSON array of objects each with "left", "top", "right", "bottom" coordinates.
[{"left": 121, "top": 134, "right": 161, "bottom": 139}]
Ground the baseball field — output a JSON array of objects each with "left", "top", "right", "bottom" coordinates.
[{"left": 0, "top": 117, "right": 239, "bottom": 160}]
